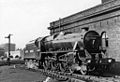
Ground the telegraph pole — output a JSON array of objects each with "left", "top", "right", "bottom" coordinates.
[{"left": 5, "top": 34, "right": 12, "bottom": 65}]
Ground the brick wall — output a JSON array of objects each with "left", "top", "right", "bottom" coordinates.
[
  {"left": 102, "top": 0, "right": 116, "bottom": 3},
  {"left": 61, "top": 11, "right": 120, "bottom": 61}
]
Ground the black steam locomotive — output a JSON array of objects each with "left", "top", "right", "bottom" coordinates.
[{"left": 24, "top": 29, "right": 115, "bottom": 75}]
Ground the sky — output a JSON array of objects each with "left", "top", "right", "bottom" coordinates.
[{"left": 0, "top": 0, "right": 101, "bottom": 49}]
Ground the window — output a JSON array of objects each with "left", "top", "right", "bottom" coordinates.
[
  {"left": 30, "top": 50, "right": 34, "bottom": 53},
  {"left": 25, "top": 50, "right": 28, "bottom": 53},
  {"left": 101, "top": 31, "right": 108, "bottom": 48}
]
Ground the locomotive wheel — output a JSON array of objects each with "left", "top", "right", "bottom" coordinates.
[
  {"left": 43, "top": 60, "right": 51, "bottom": 70},
  {"left": 51, "top": 61, "right": 58, "bottom": 71},
  {"left": 80, "top": 65, "right": 87, "bottom": 75},
  {"left": 59, "top": 62, "right": 74, "bottom": 73},
  {"left": 25, "top": 59, "right": 28, "bottom": 66},
  {"left": 88, "top": 66, "right": 95, "bottom": 72},
  {"left": 59, "top": 63, "right": 65, "bottom": 72},
  {"left": 33, "top": 60, "right": 38, "bottom": 69},
  {"left": 38, "top": 61, "right": 43, "bottom": 69}
]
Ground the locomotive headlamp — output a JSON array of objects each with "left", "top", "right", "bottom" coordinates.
[
  {"left": 108, "top": 59, "right": 112, "bottom": 63},
  {"left": 99, "top": 60, "right": 102, "bottom": 63},
  {"left": 87, "top": 60, "right": 91, "bottom": 63}
]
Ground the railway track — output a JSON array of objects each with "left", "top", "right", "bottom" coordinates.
[{"left": 17, "top": 65, "right": 120, "bottom": 82}]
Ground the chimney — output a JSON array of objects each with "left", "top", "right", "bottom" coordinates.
[{"left": 102, "top": 0, "right": 116, "bottom": 3}]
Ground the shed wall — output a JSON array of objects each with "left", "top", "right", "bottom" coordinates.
[{"left": 48, "top": 0, "right": 120, "bottom": 61}]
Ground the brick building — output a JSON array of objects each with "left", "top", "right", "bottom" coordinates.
[
  {"left": 0, "top": 43, "right": 16, "bottom": 52},
  {"left": 48, "top": 0, "right": 120, "bottom": 61},
  {"left": 102, "top": 0, "right": 115, "bottom": 3}
]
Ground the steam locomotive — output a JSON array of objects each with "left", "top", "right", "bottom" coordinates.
[{"left": 24, "top": 28, "right": 115, "bottom": 75}]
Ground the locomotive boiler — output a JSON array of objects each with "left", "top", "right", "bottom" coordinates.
[{"left": 24, "top": 29, "right": 115, "bottom": 75}]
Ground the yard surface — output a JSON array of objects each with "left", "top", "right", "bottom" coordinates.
[
  {"left": 0, "top": 65, "right": 70, "bottom": 82},
  {"left": 0, "top": 65, "right": 47, "bottom": 82}
]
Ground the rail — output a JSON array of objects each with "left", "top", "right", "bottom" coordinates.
[
  {"left": 18, "top": 65, "right": 120, "bottom": 82},
  {"left": 40, "top": 50, "right": 77, "bottom": 54}
]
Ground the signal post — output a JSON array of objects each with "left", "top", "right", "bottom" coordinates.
[{"left": 5, "top": 34, "right": 12, "bottom": 65}]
